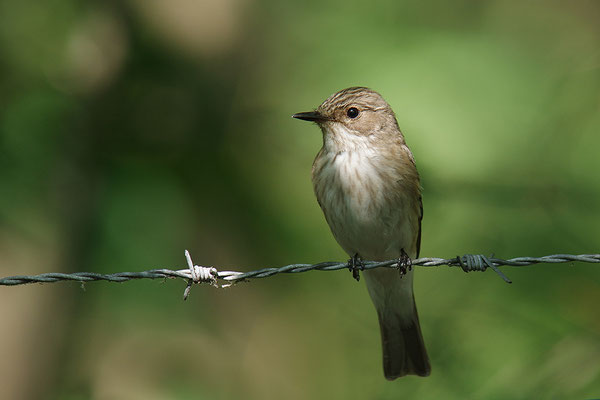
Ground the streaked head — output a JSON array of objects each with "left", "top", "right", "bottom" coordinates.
[{"left": 292, "top": 87, "right": 401, "bottom": 139}]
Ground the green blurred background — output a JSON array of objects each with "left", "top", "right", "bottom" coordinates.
[{"left": 1, "top": 1, "right": 599, "bottom": 399}]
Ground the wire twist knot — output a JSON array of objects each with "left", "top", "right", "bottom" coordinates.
[
  {"left": 456, "top": 254, "right": 512, "bottom": 283},
  {"left": 183, "top": 250, "right": 218, "bottom": 299}
]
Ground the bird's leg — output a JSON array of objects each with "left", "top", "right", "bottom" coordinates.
[
  {"left": 397, "top": 248, "right": 412, "bottom": 277},
  {"left": 347, "top": 253, "right": 364, "bottom": 282}
]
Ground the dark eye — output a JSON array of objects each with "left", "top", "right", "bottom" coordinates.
[{"left": 346, "top": 107, "right": 359, "bottom": 118}]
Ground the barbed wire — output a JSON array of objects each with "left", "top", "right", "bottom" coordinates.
[{"left": 0, "top": 252, "right": 598, "bottom": 299}]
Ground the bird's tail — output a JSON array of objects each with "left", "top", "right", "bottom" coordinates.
[
  {"left": 364, "top": 270, "right": 431, "bottom": 379},
  {"left": 376, "top": 296, "right": 430, "bottom": 379}
]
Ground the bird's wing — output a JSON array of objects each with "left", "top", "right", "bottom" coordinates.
[{"left": 416, "top": 196, "right": 423, "bottom": 258}]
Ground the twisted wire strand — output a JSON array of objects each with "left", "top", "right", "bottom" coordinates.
[{"left": 1, "top": 253, "right": 598, "bottom": 293}]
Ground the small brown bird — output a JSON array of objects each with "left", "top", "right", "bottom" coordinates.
[{"left": 293, "top": 87, "right": 430, "bottom": 379}]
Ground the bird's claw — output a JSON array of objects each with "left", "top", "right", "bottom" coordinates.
[
  {"left": 348, "top": 253, "right": 364, "bottom": 282},
  {"left": 397, "top": 249, "right": 412, "bottom": 277}
]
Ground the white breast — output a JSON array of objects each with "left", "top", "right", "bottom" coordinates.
[{"left": 313, "top": 125, "right": 417, "bottom": 261}]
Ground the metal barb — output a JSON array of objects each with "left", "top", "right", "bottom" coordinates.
[
  {"left": 182, "top": 250, "right": 218, "bottom": 300},
  {"left": 456, "top": 254, "right": 512, "bottom": 283}
]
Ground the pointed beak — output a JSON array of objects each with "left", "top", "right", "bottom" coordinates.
[{"left": 292, "top": 110, "right": 329, "bottom": 122}]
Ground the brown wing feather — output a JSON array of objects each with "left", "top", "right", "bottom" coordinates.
[{"left": 416, "top": 196, "right": 423, "bottom": 258}]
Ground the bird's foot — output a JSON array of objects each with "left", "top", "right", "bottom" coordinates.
[
  {"left": 347, "top": 253, "right": 364, "bottom": 282},
  {"left": 396, "top": 249, "right": 412, "bottom": 277}
]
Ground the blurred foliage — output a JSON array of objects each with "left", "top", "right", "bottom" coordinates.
[{"left": 0, "top": 0, "right": 599, "bottom": 399}]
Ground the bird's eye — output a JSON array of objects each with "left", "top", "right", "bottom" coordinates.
[{"left": 346, "top": 107, "right": 359, "bottom": 119}]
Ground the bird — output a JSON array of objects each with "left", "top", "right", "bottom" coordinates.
[{"left": 293, "top": 87, "right": 430, "bottom": 379}]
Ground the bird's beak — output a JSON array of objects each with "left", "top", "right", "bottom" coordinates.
[{"left": 292, "top": 110, "right": 329, "bottom": 122}]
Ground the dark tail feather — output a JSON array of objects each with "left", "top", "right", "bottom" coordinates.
[{"left": 377, "top": 300, "right": 431, "bottom": 379}]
